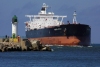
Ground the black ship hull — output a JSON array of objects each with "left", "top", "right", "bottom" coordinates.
[{"left": 26, "top": 24, "right": 91, "bottom": 46}]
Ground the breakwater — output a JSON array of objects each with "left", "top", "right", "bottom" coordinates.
[{"left": 0, "top": 38, "right": 52, "bottom": 52}]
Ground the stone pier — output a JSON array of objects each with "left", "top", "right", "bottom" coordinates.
[{"left": 0, "top": 38, "right": 52, "bottom": 52}]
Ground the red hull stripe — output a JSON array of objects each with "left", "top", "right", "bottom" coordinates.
[{"left": 28, "top": 36, "right": 80, "bottom": 46}]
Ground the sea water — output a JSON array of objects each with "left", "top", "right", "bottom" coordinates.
[{"left": 0, "top": 44, "right": 100, "bottom": 67}]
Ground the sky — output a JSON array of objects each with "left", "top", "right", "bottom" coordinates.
[{"left": 0, "top": 0, "right": 100, "bottom": 43}]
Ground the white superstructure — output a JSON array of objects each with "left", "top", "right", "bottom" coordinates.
[{"left": 25, "top": 3, "right": 67, "bottom": 31}]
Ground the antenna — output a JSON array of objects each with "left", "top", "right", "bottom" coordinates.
[{"left": 73, "top": 11, "right": 77, "bottom": 24}]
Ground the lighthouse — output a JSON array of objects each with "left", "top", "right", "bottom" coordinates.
[{"left": 12, "top": 15, "right": 18, "bottom": 38}]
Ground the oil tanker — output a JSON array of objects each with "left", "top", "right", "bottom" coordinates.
[{"left": 25, "top": 3, "right": 91, "bottom": 46}]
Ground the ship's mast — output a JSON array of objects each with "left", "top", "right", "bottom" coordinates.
[{"left": 73, "top": 11, "right": 77, "bottom": 24}]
